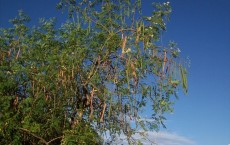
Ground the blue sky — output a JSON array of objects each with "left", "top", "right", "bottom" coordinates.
[{"left": 1, "top": 0, "right": 230, "bottom": 145}]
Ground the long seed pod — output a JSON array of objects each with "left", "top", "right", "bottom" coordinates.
[
  {"left": 15, "top": 48, "right": 20, "bottom": 60},
  {"left": 100, "top": 103, "right": 107, "bottom": 122},
  {"left": 121, "top": 34, "right": 127, "bottom": 56},
  {"left": 135, "top": 25, "right": 141, "bottom": 44},
  {"left": 180, "top": 65, "right": 188, "bottom": 94},
  {"left": 162, "top": 51, "right": 167, "bottom": 73},
  {"left": 8, "top": 49, "right": 11, "bottom": 57},
  {"left": 89, "top": 88, "right": 95, "bottom": 120},
  {"left": 131, "top": 62, "right": 137, "bottom": 86},
  {"left": 72, "top": 65, "right": 74, "bottom": 79},
  {"left": 13, "top": 95, "right": 19, "bottom": 107}
]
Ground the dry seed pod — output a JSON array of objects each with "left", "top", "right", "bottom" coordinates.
[
  {"left": 15, "top": 48, "right": 20, "bottom": 60},
  {"left": 162, "top": 51, "right": 167, "bottom": 73},
  {"left": 72, "top": 65, "right": 74, "bottom": 79},
  {"left": 135, "top": 27, "right": 141, "bottom": 44},
  {"left": 135, "top": 26, "right": 141, "bottom": 44},
  {"left": 100, "top": 103, "right": 107, "bottom": 122},
  {"left": 13, "top": 95, "right": 19, "bottom": 107},
  {"left": 89, "top": 88, "right": 95, "bottom": 120},
  {"left": 121, "top": 34, "right": 127, "bottom": 55},
  {"left": 8, "top": 49, "right": 11, "bottom": 57},
  {"left": 45, "top": 94, "right": 49, "bottom": 101},
  {"left": 131, "top": 62, "right": 137, "bottom": 85}
]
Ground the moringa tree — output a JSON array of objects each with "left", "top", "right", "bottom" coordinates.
[{"left": 0, "top": 0, "right": 188, "bottom": 144}]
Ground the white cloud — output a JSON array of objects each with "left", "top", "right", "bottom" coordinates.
[
  {"left": 104, "top": 131, "right": 196, "bottom": 145},
  {"left": 147, "top": 131, "right": 196, "bottom": 145}
]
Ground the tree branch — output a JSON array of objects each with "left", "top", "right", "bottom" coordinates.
[
  {"left": 18, "top": 128, "right": 48, "bottom": 145},
  {"left": 47, "top": 136, "right": 63, "bottom": 144}
]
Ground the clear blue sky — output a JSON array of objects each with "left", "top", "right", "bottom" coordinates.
[{"left": 1, "top": 0, "right": 230, "bottom": 145}]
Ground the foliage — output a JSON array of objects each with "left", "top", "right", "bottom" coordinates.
[{"left": 0, "top": 0, "right": 188, "bottom": 144}]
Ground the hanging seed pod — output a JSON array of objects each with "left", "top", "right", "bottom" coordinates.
[
  {"left": 131, "top": 62, "right": 138, "bottom": 86},
  {"left": 100, "top": 103, "right": 107, "bottom": 122},
  {"left": 180, "top": 65, "right": 188, "bottom": 94},
  {"left": 121, "top": 34, "right": 127, "bottom": 56},
  {"left": 135, "top": 26, "right": 141, "bottom": 44},
  {"left": 162, "top": 51, "right": 167, "bottom": 73},
  {"left": 15, "top": 48, "right": 20, "bottom": 60},
  {"left": 89, "top": 88, "right": 95, "bottom": 120},
  {"left": 7, "top": 49, "right": 11, "bottom": 57},
  {"left": 13, "top": 95, "right": 19, "bottom": 108},
  {"left": 72, "top": 65, "right": 74, "bottom": 79}
]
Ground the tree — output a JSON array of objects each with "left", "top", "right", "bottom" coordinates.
[{"left": 0, "top": 0, "right": 188, "bottom": 144}]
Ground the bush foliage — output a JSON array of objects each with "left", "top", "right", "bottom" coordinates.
[{"left": 0, "top": 0, "right": 188, "bottom": 144}]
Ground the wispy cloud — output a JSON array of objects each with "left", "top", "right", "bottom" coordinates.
[
  {"left": 104, "top": 131, "right": 196, "bottom": 145},
  {"left": 147, "top": 131, "right": 196, "bottom": 145}
]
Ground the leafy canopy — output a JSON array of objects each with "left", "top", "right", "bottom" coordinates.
[{"left": 0, "top": 0, "right": 188, "bottom": 144}]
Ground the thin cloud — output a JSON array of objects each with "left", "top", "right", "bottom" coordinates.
[
  {"left": 147, "top": 131, "right": 196, "bottom": 145},
  {"left": 104, "top": 131, "right": 196, "bottom": 145}
]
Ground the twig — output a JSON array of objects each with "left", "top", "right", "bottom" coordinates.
[
  {"left": 18, "top": 128, "right": 48, "bottom": 145},
  {"left": 47, "top": 136, "right": 63, "bottom": 144}
]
